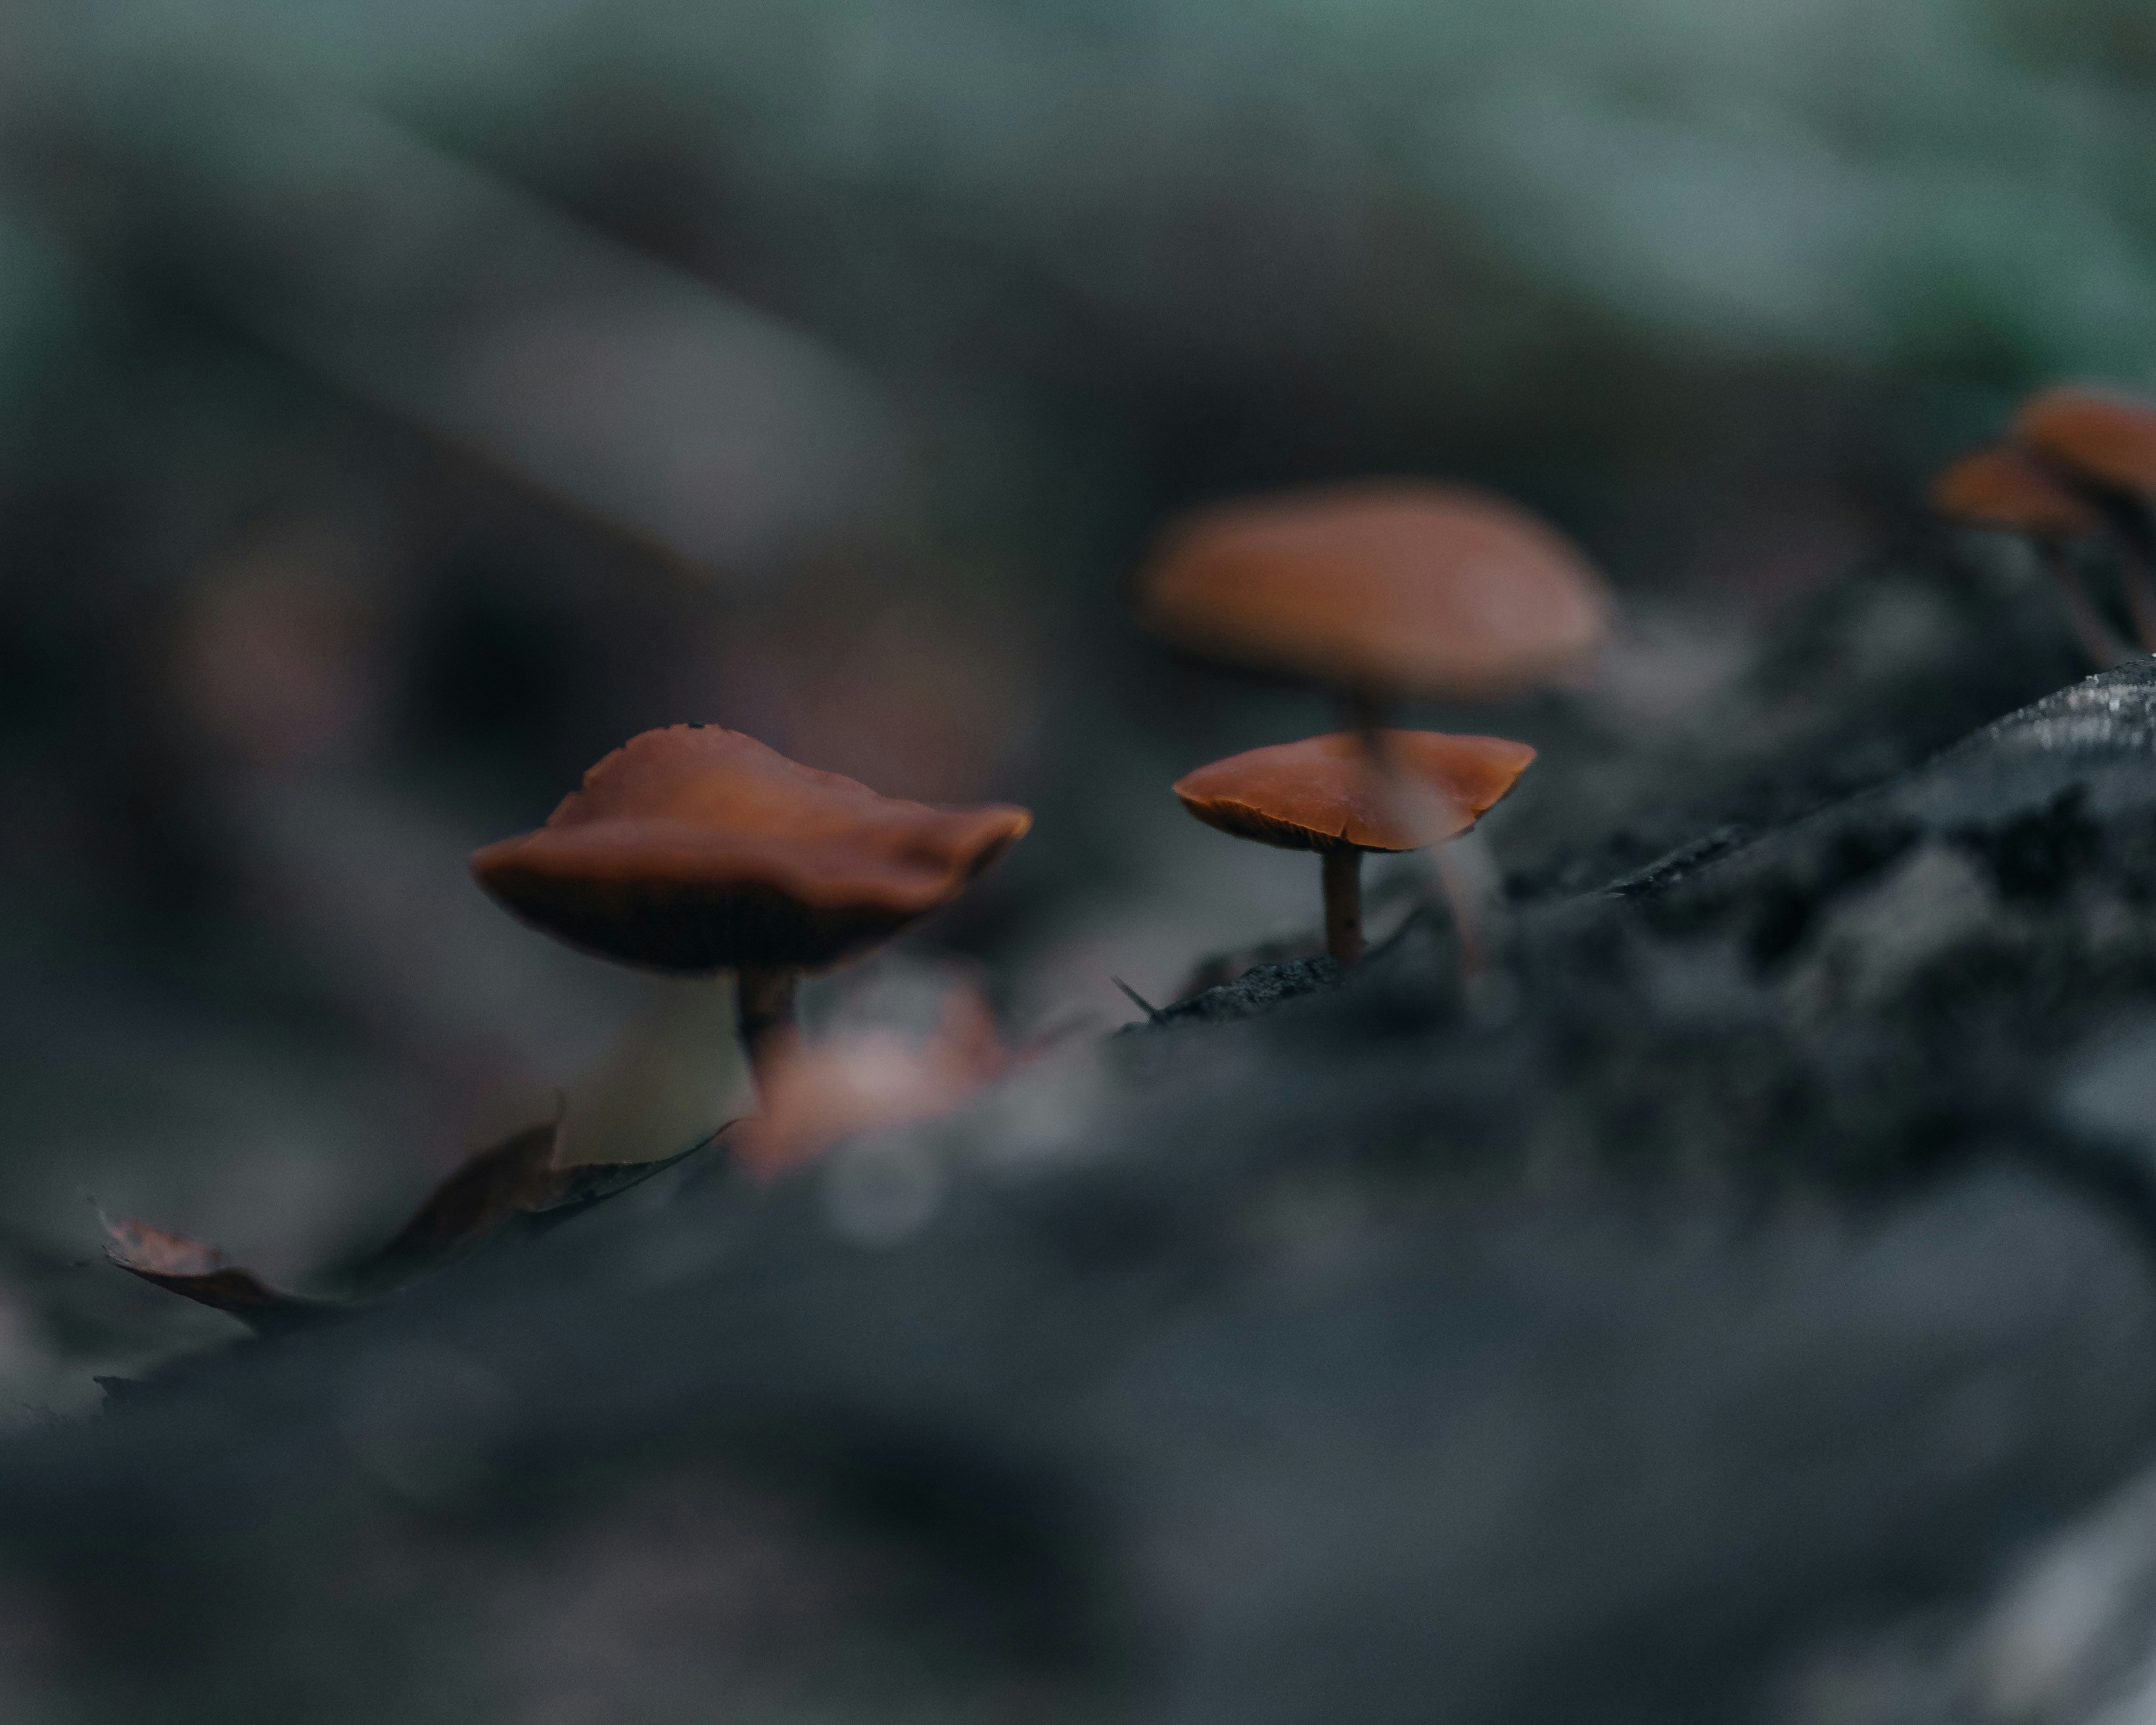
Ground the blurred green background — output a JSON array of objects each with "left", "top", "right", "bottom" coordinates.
[{"left": 0, "top": 0, "right": 2148, "bottom": 1407}]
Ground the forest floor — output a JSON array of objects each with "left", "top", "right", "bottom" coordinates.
[{"left": 9, "top": 540, "right": 2156, "bottom": 1724}]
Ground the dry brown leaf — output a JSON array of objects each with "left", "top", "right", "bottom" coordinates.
[
  {"left": 105, "top": 1112, "right": 726, "bottom": 1325},
  {"left": 358, "top": 1118, "right": 565, "bottom": 1286},
  {"left": 102, "top": 1217, "right": 334, "bottom": 1331},
  {"left": 358, "top": 1116, "right": 726, "bottom": 1286}
]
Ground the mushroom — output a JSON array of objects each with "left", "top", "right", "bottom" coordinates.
[
  {"left": 1134, "top": 479, "right": 1613, "bottom": 722},
  {"left": 1173, "top": 729, "right": 1536, "bottom": 965},
  {"left": 471, "top": 725, "right": 1032, "bottom": 1100},
  {"left": 2011, "top": 384, "right": 2156, "bottom": 650},
  {"left": 1134, "top": 481, "right": 1605, "bottom": 966},
  {"left": 1928, "top": 444, "right": 2125, "bottom": 668}
]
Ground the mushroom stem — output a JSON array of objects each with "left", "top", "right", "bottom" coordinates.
[
  {"left": 735, "top": 965, "right": 802, "bottom": 1104},
  {"left": 1336, "top": 689, "right": 1392, "bottom": 748},
  {"left": 1433, "top": 834, "right": 1493, "bottom": 978},
  {"left": 2042, "top": 541, "right": 2129, "bottom": 669},
  {"left": 1322, "top": 849, "right": 1365, "bottom": 966},
  {"left": 1351, "top": 722, "right": 1494, "bottom": 980}
]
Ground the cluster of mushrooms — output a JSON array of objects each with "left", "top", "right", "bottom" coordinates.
[
  {"left": 1137, "top": 483, "right": 1608, "bottom": 967},
  {"left": 1931, "top": 385, "right": 2156, "bottom": 667},
  {"left": 472, "top": 383, "right": 2156, "bottom": 1129},
  {"left": 470, "top": 479, "right": 1616, "bottom": 1118},
  {"left": 110, "top": 388, "right": 2156, "bottom": 1318}
]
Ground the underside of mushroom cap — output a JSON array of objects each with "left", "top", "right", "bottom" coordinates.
[
  {"left": 1929, "top": 444, "right": 2103, "bottom": 540},
  {"left": 2012, "top": 385, "right": 2156, "bottom": 500},
  {"left": 471, "top": 726, "right": 1032, "bottom": 972},
  {"left": 1173, "top": 730, "right": 1537, "bottom": 853},
  {"left": 1136, "top": 481, "right": 1611, "bottom": 699}
]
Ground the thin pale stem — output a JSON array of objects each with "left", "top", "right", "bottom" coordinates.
[
  {"left": 734, "top": 966, "right": 801, "bottom": 1107},
  {"left": 1342, "top": 702, "right": 1496, "bottom": 979},
  {"left": 1322, "top": 849, "right": 1365, "bottom": 966},
  {"left": 2044, "top": 541, "right": 2129, "bottom": 669},
  {"left": 1434, "top": 833, "right": 1493, "bottom": 979}
]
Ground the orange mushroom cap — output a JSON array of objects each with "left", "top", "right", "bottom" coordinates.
[
  {"left": 2011, "top": 385, "right": 2156, "bottom": 499},
  {"left": 1173, "top": 730, "right": 1536, "bottom": 853},
  {"left": 1135, "top": 481, "right": 1612, "bottom": 700},
  {"left": 471, "top": 726, "right": 1033, "bottom": 973},
  {"left": 1928, "top": 444, "right": 2102, "bottom": 540}
]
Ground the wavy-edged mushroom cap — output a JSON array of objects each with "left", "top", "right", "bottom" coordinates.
[
  {"left": 1174, "top": 730, "right": 1536, "bottom": 854},
  {"left": 1135, "top": 481, "right": 1612, "bottom": 699},
  {"left": 472, "top": 726, "right": 1032, "bottom": 973},
  {"left": 1929, "top": 444, "right": 2103, "bottom": 540},
  {"left": 2012, "top": 385, "right": 2156, "bottom": 498}
]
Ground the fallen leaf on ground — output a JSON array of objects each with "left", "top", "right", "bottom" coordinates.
[
  {"left": 356, "top": 1118, "right": 565, "bottom": 1286},
  {"left": 102, "top": 1217, "right": 335, "bottom": 1332},
  {"left": 106, "top": 1112, "right": 727, "bottom": 1324}
]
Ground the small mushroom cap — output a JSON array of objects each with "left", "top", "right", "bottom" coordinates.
[
  {"left": 1173, "top": 730, "right": 1536, "bottom": 853},
  {"left": 1135, "top": 481, "right": 1612, "bottom": 699},
  {"left": 1929, "top": 444, "right": 2103, "bottom": 540},
  {"left": 471, "top": 726, "right": 1032, "bottom": 974},
  {"left": 2012, "top": 385, "right": 2156, "bottom": 498}
]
